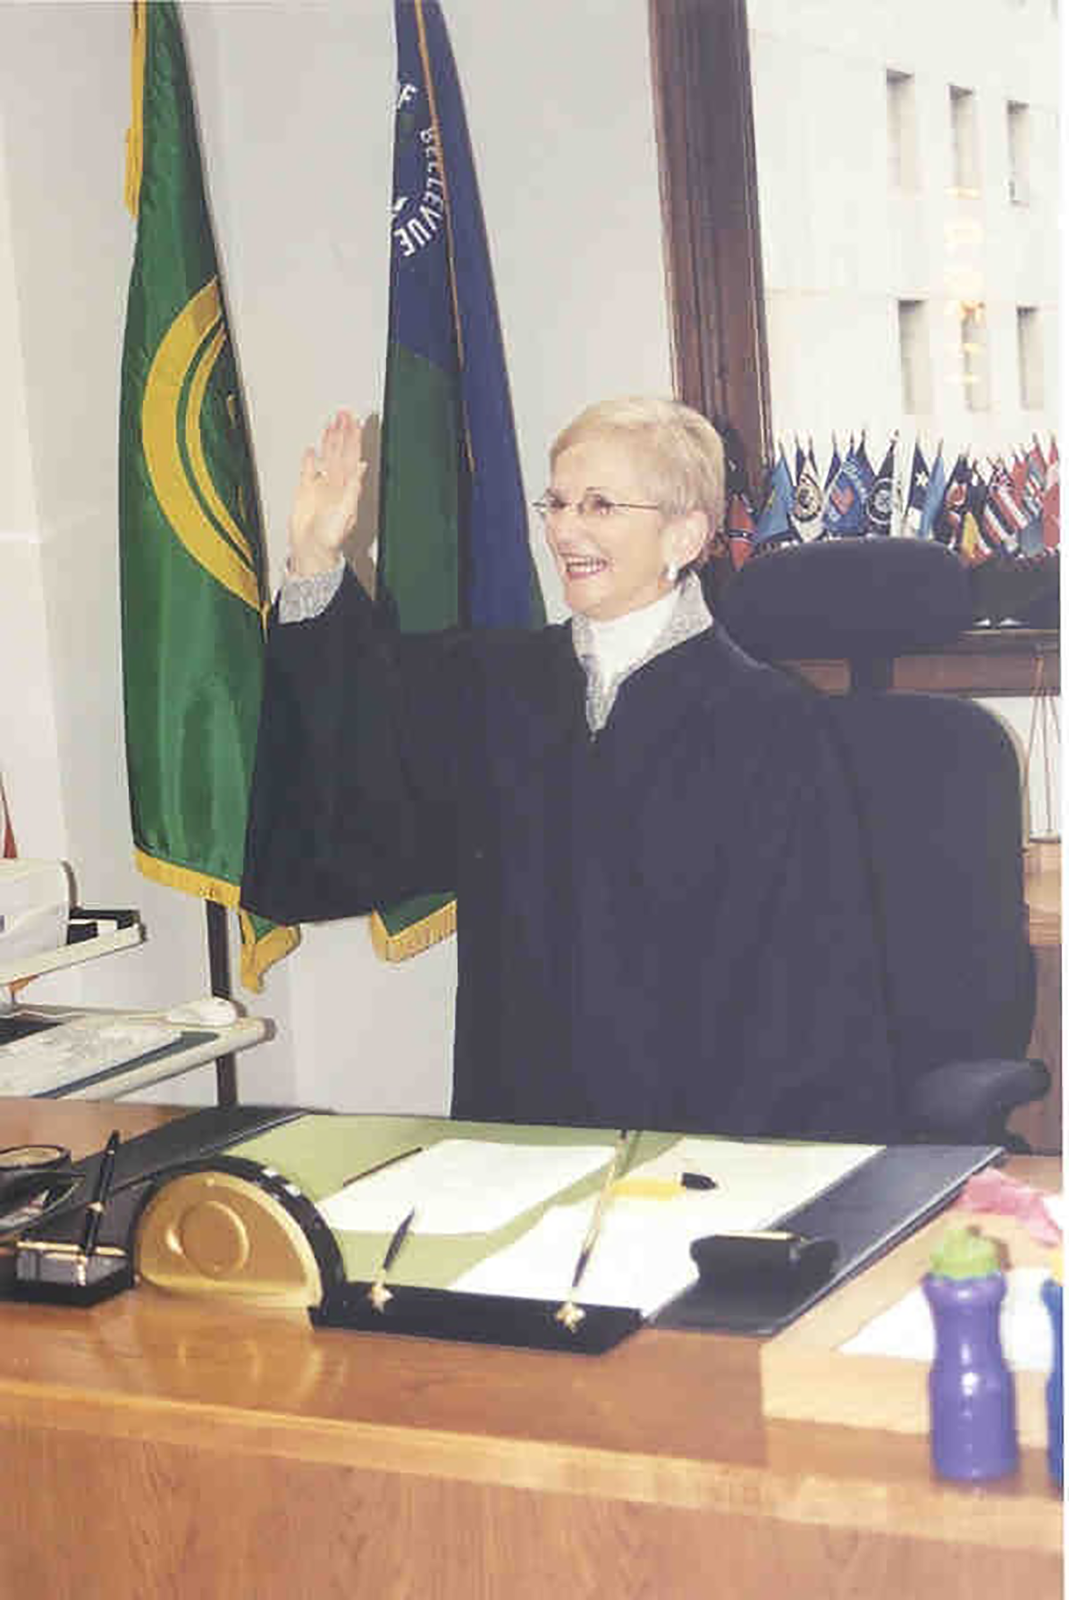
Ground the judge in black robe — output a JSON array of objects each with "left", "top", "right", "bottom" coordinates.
[{"left": 242, "top": 402, "right": 901, "bottom": 1142}]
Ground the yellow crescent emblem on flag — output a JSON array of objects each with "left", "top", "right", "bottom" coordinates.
[{"left": 141, "top": 278, "right": 261, "bottom": 612}]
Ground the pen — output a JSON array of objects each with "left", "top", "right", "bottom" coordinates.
[
  {"left": 612, "top": 1171, "right": 719, "bottom": 1199},
  {"left": 341, "top": 1146, "right": 423, "bottom": 1188},
  {"left": 367, "top": 1206, "right": 416, "bottom": 1313},
  {"left": 556, "top": 1130, "right": 632, "bottom": 1331},
  {"left": 80, "top": 1129, "right": 120, "bottom": 1259}
]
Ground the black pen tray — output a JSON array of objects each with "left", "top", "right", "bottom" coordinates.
[{"left": 313, "top": 1283, "right": 643, "bottom": 1354}]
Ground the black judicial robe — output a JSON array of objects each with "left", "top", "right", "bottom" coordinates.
[{"left": 242, "top": 569, "right": 901, "bottom": 1141}]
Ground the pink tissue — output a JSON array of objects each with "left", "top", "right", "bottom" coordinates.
[{"left": 955, "top": 1169, "right": 1062, "bottom": 1247}]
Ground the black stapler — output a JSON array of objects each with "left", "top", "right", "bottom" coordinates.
[{"left": 661, "top": 1229, "right": 840, "bottom": 1335}]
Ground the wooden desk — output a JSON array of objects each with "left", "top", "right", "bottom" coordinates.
[{"left": 0, "top": 1102, "right": 1061, "bottom": 1600}]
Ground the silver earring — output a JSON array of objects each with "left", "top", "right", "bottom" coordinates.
[{"left": 664, "top": 560, "right": 678, "bottom": 585}]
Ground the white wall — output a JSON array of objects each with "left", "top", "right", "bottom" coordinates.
[
  {"left": 0, "top": 65, "right": 66, "bottom": 862},
  {"left": 0, "top": 0, "right": 672, "bottom": 1110}
]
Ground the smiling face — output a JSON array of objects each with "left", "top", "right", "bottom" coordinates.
[{"left": 545, "top": 435, "right": 698, "bottom": 621}]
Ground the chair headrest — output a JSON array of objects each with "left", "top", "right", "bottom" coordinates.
[{"left": 715, "top": 539, "right": 972, "bottom": 662}]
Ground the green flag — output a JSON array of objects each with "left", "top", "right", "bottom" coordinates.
[{"left": 118, "top": 0, "right": 297, "bottom": 991}]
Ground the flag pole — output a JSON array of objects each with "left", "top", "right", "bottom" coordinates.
[{"left": 205, "top": 903, "right": 237, "bottom": 1106}]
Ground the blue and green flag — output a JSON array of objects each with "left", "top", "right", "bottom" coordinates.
[
  {"left": 372, "top": 0, "right": 543, "bottom": 961},
  {"left": 919, "top": 446, "right": 947, "bottom": 539},
  {"left": 119, "top": 0, "right": 298, "bottom": 990},
  {"left": 753, "top": 449, "right": 797, "bottom": 548}
]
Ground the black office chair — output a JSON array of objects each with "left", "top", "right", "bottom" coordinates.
[{"left": 715, "top": 539, "right": 1050, "bottom": 1150}]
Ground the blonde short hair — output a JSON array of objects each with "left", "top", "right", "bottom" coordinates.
[{"left": 550, "top": 396, "right": 726, "bottom": 564}]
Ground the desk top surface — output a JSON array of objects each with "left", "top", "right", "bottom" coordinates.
[{"left": 0, "top": 1098, "right": 1060, "bottom": 1557}]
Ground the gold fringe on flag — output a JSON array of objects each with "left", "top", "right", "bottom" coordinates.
[
  {"left": 369, "top": 900, "right": 456, "bottom": 963},
  {"left": 134, "top": 847, "right": 300, "bottom": 992},
  {"left": 134, "top": 845, "right": 240, "bottom": 907},
  {"left": 238, "top": 911, "right": 301, "bottom": 994},
  {"left": 124, "top": 1, "right": 147, "bottom": 217}
]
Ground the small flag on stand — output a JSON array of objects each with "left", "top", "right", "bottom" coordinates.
[
  {"left": 957, "top": 461, "right": 992, "bottom": 565},
  {"left": 901, "top": 441, "right": 930, "bottom": 537},
  {"left": 791, "top": 437, "right": 824, "bottom": 540},
  {"left": 919, "top": 445, "right": 947, "bottom": 539},
  {"left": 716, "top": 420, "right": 757, "bottom": 570},
  {"left": 934, "top": 454, "right": 970, "bottom": 546},
  {"left": 983, "top": 460, "right": 1025, "bottom": 552},
  {"left": 726, "top": 487, "right": 757, "bottom": 569},
  {"left": 865, "top": 438, "right": 896, "bottom": 535},
  {"left": 823, "top": 439, "right": 874, "bottom": 536},
  {"left": 753, "top": 449, "right": 797, "bottom": 548},
  {"left": 1019, "top": 442, "right": 1047, "bottom": 554},
  {"left": 890, "top": 433, "right": 910, "bottom": 536},
  {"left": 1042, "top": 438, "right": 1059, "bottom": 549}
]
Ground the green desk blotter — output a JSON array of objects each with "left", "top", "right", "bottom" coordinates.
[
  {"left": 229, "top": 1116, "right": 680, "bottom": 1291},
  {"left": 131, "top": 1114, "right": 674, "bottom": 1353}
]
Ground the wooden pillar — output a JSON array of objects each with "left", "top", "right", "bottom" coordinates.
[{"left": 648, "top": 0, "right": 773, "bottom": 487}]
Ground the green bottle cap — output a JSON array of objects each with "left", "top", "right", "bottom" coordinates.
[{"left": 930, "top": 1226, "right": 1001, "bottom": 1280}]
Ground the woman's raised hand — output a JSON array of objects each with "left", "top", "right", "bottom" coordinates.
[{"left": 288, "top": 409, "right": 368, "bottom": 577}]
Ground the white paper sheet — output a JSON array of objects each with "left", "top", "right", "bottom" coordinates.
[
  {"left": 841, "top": 1265, "right": 1057, "bottom": 1372},
  {"left": 452, "top": 1137, "right": 880, "bottom": 1315},
  {"left": 624, "top": 1137, "right": 879, "bottom": 1224},
  {"left": 317, "top": 1139, "right": 613, "bottom": 1236}
]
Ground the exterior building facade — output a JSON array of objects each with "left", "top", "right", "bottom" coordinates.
[{"left": 748, "top": 0, "right": 1059, "bottom": 467}]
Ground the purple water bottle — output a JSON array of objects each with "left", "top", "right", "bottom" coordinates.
[
  {"left": 922, "top": 1227, "right": 1018, "bottom": 1482},
  {"left": 1040, "top": 1272, "right": 1062, "bottom": 1489}
]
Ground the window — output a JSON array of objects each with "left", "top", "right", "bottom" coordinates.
[
  {"left": 1017, "top": 306, "right": 1044, "bottom": 407},
  {"left": 887, "top": 71, "right": 918, "bottom": 190},
  {"left": 950, "top": 86, "right": 980, "bottom": 195},
  {"left": 650, "top": 0, "right": 1059, "bottom": 671},
  {"left": 960, "top": 303, "right": 990, "bottom": 410},
  {"left": 1007, "top": 101, "right": 1030, "bottom": 203},
  {"left": 898, "top": 301, "right": 931, "bottom": 413}
]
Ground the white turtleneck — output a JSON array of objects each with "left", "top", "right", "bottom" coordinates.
[
  {"left": 570, "top": 574, "right": 713, "bottom": 734},
  {"left": 583, "top": 585, "right": 680, "bottom": 687}
]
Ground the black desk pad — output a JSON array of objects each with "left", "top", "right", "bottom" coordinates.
[{"left": 655, "top": 1143, "right": 1001, "bottom": 1335}]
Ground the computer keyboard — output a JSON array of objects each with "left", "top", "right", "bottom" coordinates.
[{"left": 0, "top": 1016, "right": 185, "bottom": 1096}]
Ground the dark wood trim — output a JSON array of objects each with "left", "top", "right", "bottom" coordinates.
[
  {"left": 649, "top": 0, "right": 772, "bottom": 484},
  {"left": 786, "top": 630, "right": 1059, "bottom": 697}
]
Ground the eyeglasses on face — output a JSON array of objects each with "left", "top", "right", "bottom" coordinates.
[{"left": 532, "top": 490, "right": 662, "bottom": 525}]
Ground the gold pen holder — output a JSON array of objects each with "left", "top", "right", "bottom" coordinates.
[
  {"left": 132, "top": 1156, "right": 346, "bottom": 1310},
  {"left": 11, "top": 1238, "right": 133, "bottom": 1306}
]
